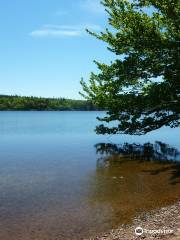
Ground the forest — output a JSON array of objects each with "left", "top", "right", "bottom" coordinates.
[{"left": 0, "top": 95, "right": 99, "bottom": 111}]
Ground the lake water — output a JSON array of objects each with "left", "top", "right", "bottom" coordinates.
[{"left": 0, "top": 111, "right": 179, "bottom": 240}]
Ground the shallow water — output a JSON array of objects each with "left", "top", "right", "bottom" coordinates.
[{"left": 0, "top": 111, "right": 179, "bottom": 240}]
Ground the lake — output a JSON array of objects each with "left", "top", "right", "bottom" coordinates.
[{"left": 0, "top": 111, "right": 180, "bottom": 240}]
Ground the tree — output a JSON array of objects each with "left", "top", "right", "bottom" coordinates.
[{"left": 80, "top": 0, "right": 180, "bottom": 135}]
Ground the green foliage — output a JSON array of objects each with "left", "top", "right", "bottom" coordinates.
[
  {"left": 80, "top": 0, "right": 180, "bottom": 135},
  {"left": 0, "top": 95, "right": 99, "bottom": 111}
]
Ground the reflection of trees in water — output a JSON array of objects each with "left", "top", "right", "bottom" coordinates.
[
  {"left": 94, "top": 141, "right": 180, "bottom": 185},
  {"left": 85, "top": 141, "right": 180, "bottom": 227},
  {"left": 95, "top": 141, "right": 180, "bottom": 162}
]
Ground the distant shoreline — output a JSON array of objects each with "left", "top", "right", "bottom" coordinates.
[
  {"left": 0, "top": 109, "right": 103, "bottom": 111},
  {"left": 0, "top": 95, "right": 103, "bottom": 111}
]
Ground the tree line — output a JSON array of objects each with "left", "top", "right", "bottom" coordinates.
[{"left": 0, "top": 95, "right": 101, "bottom": 111}]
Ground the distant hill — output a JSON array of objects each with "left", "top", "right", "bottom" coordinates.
[{"left": 0, "top": 95, "right": 101, "bottom": 111}]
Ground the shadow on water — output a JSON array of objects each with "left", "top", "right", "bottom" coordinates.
[
  {"left": 95, "top": 141, "right": 180, "bottom": 185},
  {"left": 143, "top": 165, "right": 180, "bottom": 185},
  {"left": 85, "top": 141, "right": 180, "bottom": 228},
  {"left": 95, "top": 141, "right": 180, "bottom": 162}
]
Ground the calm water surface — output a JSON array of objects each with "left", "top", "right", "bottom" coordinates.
[{"left": 0, "top": 111, "right": 179, "bottom": 240}]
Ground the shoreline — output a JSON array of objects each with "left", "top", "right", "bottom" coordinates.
[{"left": 86, "top": 200, "right": 180, "bottom": 240}]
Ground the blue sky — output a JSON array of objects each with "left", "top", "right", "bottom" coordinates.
[{"left": 0, "top": 0, "right": 114, "bottom": 99}]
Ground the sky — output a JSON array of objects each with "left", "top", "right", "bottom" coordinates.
[{"left": 0, "top": 0, "right": 115, "bottom": 99}]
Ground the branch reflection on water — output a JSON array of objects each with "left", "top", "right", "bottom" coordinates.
[
  {"left": 94, "top": 141, "right": 180, "bottom": 185},
  {"left": 95, "top": 141, "right": 180, "bottom": 162},
  {"left": 86, "top": 141, "right": 180, "bottom": 227}
]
